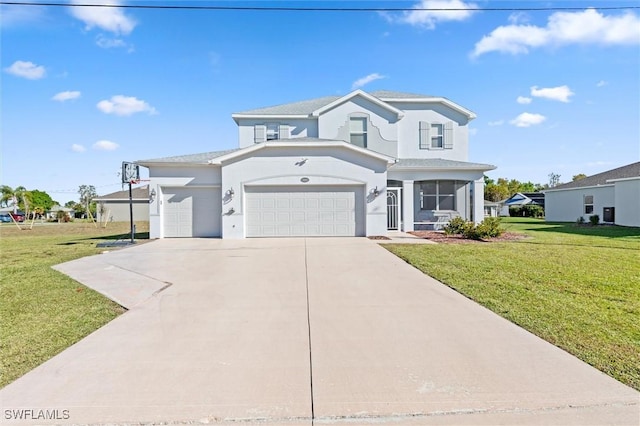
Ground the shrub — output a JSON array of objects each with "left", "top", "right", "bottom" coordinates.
[
  {"left": 509, "top": 205, "right": 544, "bottom": 218},
  {"left": 444, "top": 217, "right": 467, "bottom": 235},
  {"left": 509, "top": 206, "right": 523, "bottom": 217},
  {"left": 576, "top": 216, "right": 586, "bottom": 225},
  {"left": 589, "top": 214, "right": 600, "bottom": 226},
  {"left": 475, "top": 217, "right": 504, "bottom": 238}
]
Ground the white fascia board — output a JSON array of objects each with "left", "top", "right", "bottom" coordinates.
[
  {"left": 209, "top": 141, "right": 396, "bottom": 165},
  {"left": 231, "top": 114, "right": 309, "bottom": 123},
  {"left": 382, "top": 97, "right": 476, "bottom": 120},
  {"left": 543, "top": 184, "right": 615, "bottom": 193},
  {"left": 606, "top": 176, "right": 640, "bottom": 183},
  {"left": 311, "top": 89, "right": 405, "bottom": 119},
  {"left": 137, "top": 161, "right": 221, "bottom": 167}
]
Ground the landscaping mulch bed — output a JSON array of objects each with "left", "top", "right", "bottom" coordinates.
[
  {"left": 368, "top": 235, "right": 392, "bottom": 240},
  {"left": 408, "top": 231, "right": 527, "bottom": 244}
]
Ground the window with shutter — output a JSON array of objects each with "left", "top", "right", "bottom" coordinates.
[
  {"left": 431, "top": 124, "right": 444, "bottom": 149},
  {"left": 279, "top": 124, "right": 290, "bottom": 139},
  {"left": 266, "top": 123, "right": 279, "bottom": 140},
  {"left": 419, "top": 121, "right": 430, "bottom": 150},
  {"left": 444, "top": 121, "right": 454, "bottom": 149},
  {"left": 254, "top": 125, "right": 266, "bottom": 143}
]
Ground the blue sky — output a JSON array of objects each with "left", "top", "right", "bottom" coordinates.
[{"left": 2, "top": 0, "right": 639, "bottom": 204}]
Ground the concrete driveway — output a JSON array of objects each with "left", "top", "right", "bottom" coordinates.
[{"left": 1, "top": 238, "right": 637, "bottom": 425}]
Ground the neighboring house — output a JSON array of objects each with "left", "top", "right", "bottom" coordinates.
[
  {"left": 544, "top": 162, "right": 640, "bottom": 227},
  {"left": 499, "top": 192, "right": 545, "bottom": 216},
  {"left": 47, "top": 205, "right": 74, "bottom": 220},
  {"left": 94, "top": 186, "right": 150, "bottom": 223},
  {"left": 484, "top": 201, "right": 500, "bottom": 217},
  {"left": 138, "top": 89, "right": 495, "bottom": 238}
]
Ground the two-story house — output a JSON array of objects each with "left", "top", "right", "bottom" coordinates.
[{"left": 138, "top": 90, "right": 495, "bottom": 238}]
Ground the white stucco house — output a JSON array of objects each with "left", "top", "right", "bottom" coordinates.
[
  {"left": 544, "top": 162, "right": 640, "bottom": 227},
  {"left": 138, "top": 90, "right": 495, "bottom": 238}
]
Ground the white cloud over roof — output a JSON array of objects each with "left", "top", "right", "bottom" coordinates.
[
  {"left": 97, "top": 95, "right": 157, "bottom": 116},
  {"left": 510, "top": 112, "right": 546, "bottom": 128},
  {"left": 531, "top": 85, "right": 574, "bottom": 103},
  {"left": 472, "top": 8, "right": 640, "bottom": 57},
  {"left": 4, "top": 60, "right": 46, "bottom": 79},
  {"left": 69, "top": 0, "right": 136, "bottom": 35},
  {"left": 394, "top": 0, "right": 478, "bottom": 29}
]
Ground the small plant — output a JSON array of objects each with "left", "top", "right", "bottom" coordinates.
[
  {"left": 589, "top": 214, "right": 600, "bottom": 226},
  {"left": 576, "top": 216, "right": 586, "bottom": 225},
  {"left": 475, "top": 217, "right": 504, "bottom": 238},
  {"left": 444, "top": 217, "right": 467, "bottom": 235}
]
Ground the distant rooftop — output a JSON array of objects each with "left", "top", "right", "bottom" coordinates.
[
  {"left": 548, "top": 162, "right": 640, "bottom": 191},
  {"left": 137, "top": 149, "right": 240, "bottom": 165}
]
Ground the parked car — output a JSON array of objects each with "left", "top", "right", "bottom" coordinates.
[
  {"left": 0, "top": 214, "right": 12, "bottom": 223},
  {"left": 10, "top": 212, "right": 24, "bottom": 222}
]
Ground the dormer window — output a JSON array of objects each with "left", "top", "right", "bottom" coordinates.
[
  {"left": 266, "top": 123, "right": 279, "bottom": 141},
  {"left": 254, "top": 124, "right": 290, "bottom": 143},
  {"left": 350, "top": 117, "right": 367, "bottom": 148}
]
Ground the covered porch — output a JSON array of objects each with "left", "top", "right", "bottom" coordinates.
[{"left": 385, "top": 159, "right": 495, "bottom": 232}]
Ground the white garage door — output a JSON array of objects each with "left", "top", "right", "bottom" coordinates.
[
  {"left": 162, "top": 187, "right": 221, "bottom": 238},
  {"left": 245, "top": 186, "right": 363, "bottom": 237}
]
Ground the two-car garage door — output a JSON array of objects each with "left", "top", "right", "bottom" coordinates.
[{"left": 245, "top": 186, "right": 364, "bottom": 237}]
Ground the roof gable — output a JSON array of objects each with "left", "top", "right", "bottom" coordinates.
[{"left": 311, "top": 89, "right": 404, "bottom": 119}]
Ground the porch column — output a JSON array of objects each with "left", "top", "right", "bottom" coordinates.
[
  {"left": 472, "top": 178, "right": 484, "bottom": 224},
  {"left": 402, "top": 180, "right": 414, "bottom": 232}
]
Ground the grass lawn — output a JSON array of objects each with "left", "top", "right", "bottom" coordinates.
[
  {"left": 0, "top": 221, "right": 149, "bottom": 388},
  {"left": 386, "top": 218, "right": 640, "bottom": 390}
]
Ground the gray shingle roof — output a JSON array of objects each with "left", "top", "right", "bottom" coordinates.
[
  {"left": 390, "top": 158, "right": 496, "bottom": 170},
  {"left": 137, "top": 149, "right": 240, "bottom": 164},
  {"left": 95, "top": 185, "right": 149, "bottom": 200},
  {"left": 549, "top": 162, "right": 640, "bottom": 190},
  {"left": 233, "top": 90, "right": 436, "bottom": 116}
]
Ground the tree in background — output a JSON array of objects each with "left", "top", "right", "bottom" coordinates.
[
  {"left": 572, "top": 173, "right": 587, "bottom": 181},
  {"left": 548, "top": 172, "right": 561, "bottom": 188},
  {"left": 28, "top": 190, "right": 55, "bottom": 215},
  {"left": 78, "top": 185, "right": 98, "bottom": 219},
  {"left": 484, "top": 176, "right": 545, "bottom": 202}
]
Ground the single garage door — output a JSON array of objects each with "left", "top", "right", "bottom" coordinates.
[
  {"left": 162, "top": 187, "right": 221, "bottom": 237},
  {"left": 245, "top": 186, "right": 364, "bottom": 237}
]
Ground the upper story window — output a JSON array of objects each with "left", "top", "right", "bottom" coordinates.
[
  {"left": 350, "top": 117, "right": 367, "bottom": 148},
  {"left": 419, "top": 121, "right": 454, "bottom": 150},
  {"left": 254, "top": 124, "right": 290, "bottom": 143}
]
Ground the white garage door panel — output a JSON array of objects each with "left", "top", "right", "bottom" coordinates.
[
  {"left": 163, "top": 187, "right": 221, "bottom": 238},
  {"left": 245, "top": 186, "right": 362, "bottom": 237}
]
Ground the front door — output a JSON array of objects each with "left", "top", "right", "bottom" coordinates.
[{"left": 387, "top": 188, "right": 401, "bottom": 230}]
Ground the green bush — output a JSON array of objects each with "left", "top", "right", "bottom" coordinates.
[
  {"left": 509, "top": 205, "right": 544, "bottom": 218},
  {"left": 444, "top": 217, "right": 467, "bottom": 235},
  {"left": 475, "top": 217, "right": 504, "bottom": 238},
  {"left": 589, "top": 215, "right": 600, "bottom": 226},
  {"left": 576, "top": 216, "right": 586, "bottom": 225}
]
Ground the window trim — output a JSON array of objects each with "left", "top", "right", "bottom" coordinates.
[
  {"left": 419, "top": 180, "right": 457, "bottom": 211},
  {"left": 584, "top": 195, "right": 594, "bottom": 214},
  {"left": 349, "top": 117, "right": 368, "bottom": 148}
]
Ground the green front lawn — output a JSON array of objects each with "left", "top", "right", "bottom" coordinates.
[
  {"left": 0, "top": 222, "right": 149, "bottom": 388},
  {"left": 386, "top": 218, "right": 640, "bottom": 390}
]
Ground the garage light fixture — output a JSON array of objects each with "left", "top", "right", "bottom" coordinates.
[
  {"left": 149, "top": 188, "right": 156, "bottom": 202},
  {"left": 371, "top": 186, "right": 380, "bottom": 197},
  {"left": 226, "top": 187, "right": 235, "bottom": 198}
]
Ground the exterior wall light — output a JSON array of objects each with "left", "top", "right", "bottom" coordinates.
[
  {"left": 149, "top": 188, "right": 157, "bottom": 202},
  {"left": 226, "top": 188, "right": 234, "bottom": 197},
  {"left": 371, "top": 186, "right": 380, "bottom": 197}
]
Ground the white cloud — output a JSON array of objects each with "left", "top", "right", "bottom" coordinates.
[
  {"left": 395, "top": 0, "right": 478, "bottom": 29},
  {"left": 488, "top": 120, "right": 504, "bottom": 126},
  {"left": 530, "top": 85, "right": 574, "bottom": 102},
  {"left": 517, "top": 96, "right": 532, "bottom": 104},
  {"left": 69, "top": 0, "right": 136, "bottom": 35},
  {"left": 508, "top": 12, "right": 530, "bottom": 25},
  {"left": 92, "top": 140, "right": 119, "bottom": 151},
  {"left": 95, "top": 34, "right": 129, "bottom": 49},
  {"left": 71, "top": 144, "right": 86, "bottom": 152},
  {"left": 596, "top": 80, "right": 608, "bottom": 87},
  {"left": 52, "top": 91, "right": 81, "bottom": 102},
  {"left": 4, "top": 60, "right": 46, "bottom": 79},
  {"left": 510, "top": 112, "right": 546, "bottom": 127},
  {"left": 352, "top": 73, "right": 386, "bottom": 90},
  {"left": 472, "top": 8, "right": 640, "bottom": 57},
  {"left": 96, "top": 95, "right": 157, "bottom": 116},
  {"left": 0, "top": 5, "right": 46, "bottom": 27}
]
